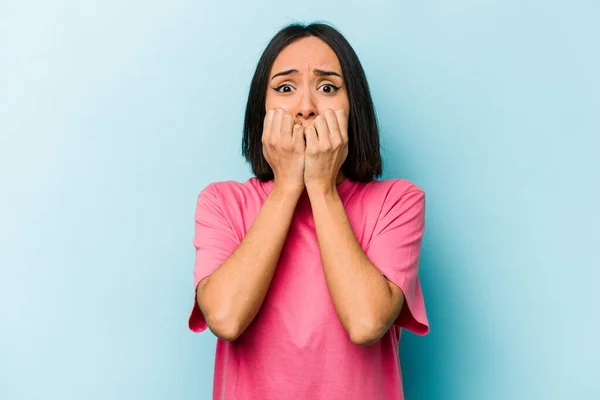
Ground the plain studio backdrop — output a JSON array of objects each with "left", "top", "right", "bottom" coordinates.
[{"left": 1, "top": 1, "right": 598, "bottom": 399}]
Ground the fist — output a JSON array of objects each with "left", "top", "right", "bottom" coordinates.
[{"left": 262, "top": 108, "right": 307, "bottom": 193}]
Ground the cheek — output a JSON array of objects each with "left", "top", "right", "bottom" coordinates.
[
  {"left": 328, "top": 90, "right": 349, "bottom": 114},
  {"left": 265, "top": 94, "right": 289, "bottom": 111},
  {"left": 264, "top": 93, "right": 274, "bottom": 110},
  {"left": 320, "top": 99, "right": 349, "bottom": 115},
  {"left": 342, "top": 96, "right": 350, "bottom": 114},
  {"left": 265, "top": 90, "right": 278, "bottom": 108}
]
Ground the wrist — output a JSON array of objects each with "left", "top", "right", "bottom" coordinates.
[
  {"left": 271, "top": 182, "right": 304, "bottom": 201},
  {"left": 306, "top": 181, "right": 338, "bottom": 199}
]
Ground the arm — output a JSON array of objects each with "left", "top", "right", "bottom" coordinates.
[
  {"left": 307, "top": 187, "right": 405, "bottom": 346},
  {"left": 302, "top": 110, "right": 405, "bottom": 345},
  {"left": 196, "top": 108, "right": 306, "bottom": 341},
  {"left": 196, "top": 185, "right": 302, "bottom": 341}
]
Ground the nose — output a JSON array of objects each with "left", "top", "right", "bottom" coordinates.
[{"left": 294, "top": 92, "right": 317, "bottom": 124}]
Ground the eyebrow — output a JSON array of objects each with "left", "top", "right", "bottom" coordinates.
[{"left": 270, "top": 68, "right": 343, "bottom": 81}]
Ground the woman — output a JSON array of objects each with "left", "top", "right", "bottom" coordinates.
[{"left": 189, "top": 22, "right": 429, "bottom": 400}]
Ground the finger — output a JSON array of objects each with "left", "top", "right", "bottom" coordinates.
[
  {"left": 324, "top": 109, "right": 342, "bottom": 143},
  {"left": 304, "top": 125, "right": 318, "bottom": 153},
  {"left": 282, "top": 113, "right": 294, "bottom": 138},
  {"left": 263, "top": 109, "right": 275, "bottom": 142},
  {"left": 335, "top": 109, "right": 348, "bottom": 143},
  {"left": 292, "top": 123, "right": 305, "bottom": 150},
  {"left": 272, "top": 108, "right": 285, "bottom": 136},
  {"left": 314, "top": 114, "right": 331, "bottom": 148}
]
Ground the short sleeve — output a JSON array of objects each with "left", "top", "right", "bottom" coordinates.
[
  {"left": 188, "top": 183, "right": 240, "bottom": 333},
  {"left": 365, "top": 184, "right": 429, "bottom": 336}
]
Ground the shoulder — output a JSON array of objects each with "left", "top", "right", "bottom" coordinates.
[
  {"left": 195, "top": 177, "right": 267, "bottom": 218},
  {"left": 357, "top": 178, "right": 426, "bottom": 223},
  {"left": 197, "top": 177, "right": 264, "bottom": 201},
  {"left": 359, "top": 177, "right": 425, "bottom": 203},
  {"left": 370, "top": 177, "right": 424, "bottom": 193},
  {"left": 359, "top": 179, "right": 426, "bottom": 236}
]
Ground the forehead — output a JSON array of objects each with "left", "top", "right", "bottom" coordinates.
[{"left": 271, "top": 36, "right": 342, "bottom": 74}]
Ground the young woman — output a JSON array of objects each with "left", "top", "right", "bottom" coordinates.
[{"left": 189, "top": 22, "right": 429, "bottom": 400}]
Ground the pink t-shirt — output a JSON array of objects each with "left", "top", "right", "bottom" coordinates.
[{"left": 189, "top": 176, "right": 429, "bottom": 400}]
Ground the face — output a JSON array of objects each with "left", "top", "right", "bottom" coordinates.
[{"left": 265, "top": 36, "right": 350, "bottom": 127}]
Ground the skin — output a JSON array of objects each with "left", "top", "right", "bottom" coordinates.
[{"left": 197, "top": 36, "right": 406, "bottom": 345}]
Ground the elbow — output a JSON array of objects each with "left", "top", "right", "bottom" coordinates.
[
  {"left": 348, "top": 320, "right": 387, "bottom": 347},
  {"left": 196, "top": 279, "right": 244, "bottom": 341},
  {"left": 206, "top": 313, "right": 244, "bottom": 342},
  {"left": 211, "top": 328, "right": 241, "bottom": 342},
  {"left": 198, "top": 298, "right": 244, "bottom": 341}
]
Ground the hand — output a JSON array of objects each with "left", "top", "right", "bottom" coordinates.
[
  {"left": 262, "top": 108, "right": 306, "bottom": 194},
  {"left": 303, "top": 109, "right": 349, "bottom": 194}
]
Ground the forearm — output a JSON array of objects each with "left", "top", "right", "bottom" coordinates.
[
  {"left": 197, "top": 186, "right": 301, "bottom": 340},
  {"left": 308, "top": 187, "right": 399, "bottom": 345}
]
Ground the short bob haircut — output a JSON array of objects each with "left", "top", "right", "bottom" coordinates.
[{"left": 242, "top": 22, "right": 382, "bottom": 183}]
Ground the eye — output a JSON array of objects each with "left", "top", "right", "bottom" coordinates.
[
  {"left": 274, "top": 84, "right": 294, "bottom": 93},
  {"left": 318, "top": 84, "right": 340, "bottom": 94}
]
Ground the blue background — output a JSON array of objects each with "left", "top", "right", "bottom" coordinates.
[{"left": 1, "top": 1, "right": 598, "bottom": 399}]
